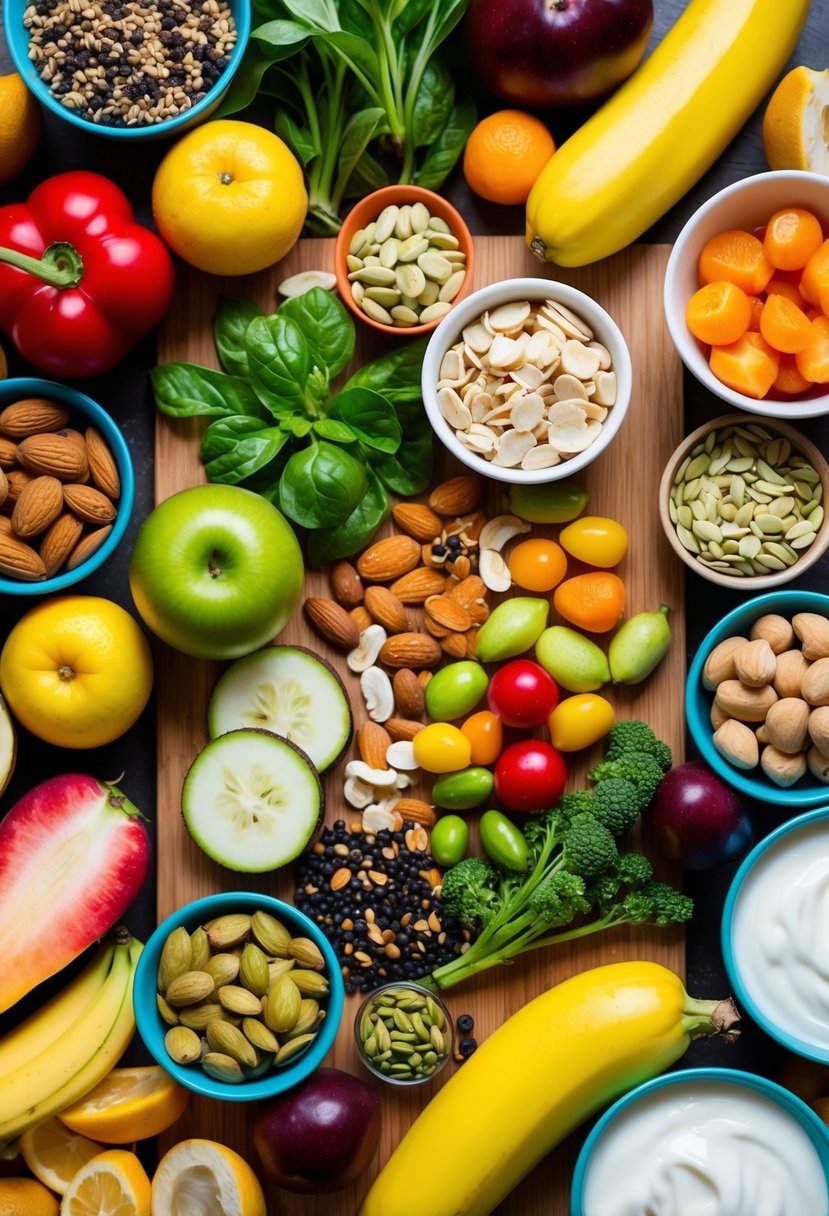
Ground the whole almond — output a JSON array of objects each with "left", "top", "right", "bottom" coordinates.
[
  {"left": 773, "top": 649, "right": 810, "bottom": 699},
  {"left": 426, "top": 593, "right": 472, "bottom": 633},
  {"left": 761, "top": 745, "right": 807, "bottom": 788},
  {"left": 808, "top": 707, "right": 829, "bottom": 759},
  {"left": 712, "top": 719, "right": 759, "bottom": 770},
  {"left": 0, "top": 532, "right": 47, "bottom": 580},
  {"left": 65, "top": 525, "right": 112, "bottom": 571},
  {"left": 710, "top": 701, "right": 730, "bottom": 731},
  {"left": 793, "top": 612, "right": 829, "bottom": 661},
  {"left": 63, "top": 483, "right": 117, "bottom": 525},
  {"left": 5, "top": 468, "right": 33, "bottom": 505},
  {"left": 465, "top": 627, "right": 480, "bottom": 658},
  {"left": 40, "top": 513, "right": 84, "bottom": 576},
  {"left": 17, "top": 433, "right": 88, "bottom": 481},
  {"left": 350, "top": 605, "right": 373, "bottom": 633},
  {"left": 449, "top": 575, "right": 486, "bottom": 608},
  {"left": 357, "top": 535, "right": 421, "bottom": 582},
  {"left": 807, "top": 745, "right": 829, "bottom": 783},
  {"left": 391, "top": 798, "right": 436, "bottom": 827},
  {"left": 0, "top": 467, "right": 6, "bottom": 508},
  {"left": 303, "top": 597, "right": 360, "bottom": 650},
  {"left": 417, "top": 671, "right": 432, "bottom": 690},
  {"left": 702, "top": 636, "right": 748, "bottom": 691},
  {"left": 0, "top": 398, "right": 69, "bottom": 438},
  {"left": 733, "top": 638, "right": 776, "bottom": 689},
  {"left": 749, "top": 614, "right": 794, "bottom": 655},
  {"left": 715, "top": 680, "right": 778, "bottom": 722},
  {"left": 0, "top": 516, "right": 11, "bottom": 536},
  {"left": 392, "top": 668, "right": 424, "bottom": 719},
  {"left": 329, "top": 560, "right": 363, "bottom": 607},
  {"left": 85, "top": 427, "right": 121, "bottom": 498},
  {"left": 392, "top": 502, "right": 442, "bottom": 542},
  {"left": 364, "top": 586, "right": 409, "bottom": 634},
  {"left": 12, "top": 475, "right": 64, "bottom": 538},
  {"left": 802, "top": 658, "right": 829, "bottom": 708},
  {"left": 764, "top": 697, "right": 810, "bottom": 754},
  {"left": 468, "top": 599, "right": 490, "bottom": 625},
  {"left": 428, "top": 475, "right": 484, "bottom": 516},
  {"left": 0, "top": 439, "right": 15, "bottom": 471},
  {"left": 385, "top": 717, "right": 425, "bottom": 741},
  {"left": 424, "top": 614, "right": 451, "bottom": 638},
  {"left": 390, "top": 567, "right": 447, "bottom": 603},
  {"left": 379, "top": 632, "right": 442, "bottom": 669},
  {"left": 441, "top": 633, "right": 468, "bottom": 659},
  {"left": 358, "top": 720, "right": 391, "bottom": 769}
]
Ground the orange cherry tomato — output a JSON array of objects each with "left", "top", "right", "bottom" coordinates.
[
  {"left": 763, "top": 208, "right": 823, "bottom": 271},
  {"left": 460, "top": 710, "right": 503, "bottom": 767},
  {"left": 698, "top": 229, "right": 774, "bottom": 295},
  {"left": 759, "top": 292, "right": 812, "bottom": 354},
  {"left": 552, "top": 572, "right": 626, "bottom": 634},
  {"left": 686, "top": 280, "right": 752, "bottom": 346},
  {"left": 507, "top": 538, "right": 567, "bottom": 592}
]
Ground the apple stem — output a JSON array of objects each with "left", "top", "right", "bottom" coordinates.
[{"left": 208, "top": 553, "right": 221, "bottom": 578}]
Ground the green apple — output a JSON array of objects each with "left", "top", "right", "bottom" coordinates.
[
  {"left": 535, "top": 626, "right": 610, "bottom": 692},
  {"left": 129, "top": 485, "right": 303, "bottom": 660}
]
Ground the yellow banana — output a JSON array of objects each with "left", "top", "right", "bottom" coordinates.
[
  {"left": 360, "top": 961, "right": 739, "bottom": 1216},
  {"left": 526, "top": 0, "right": 810, "bottom": 267}
]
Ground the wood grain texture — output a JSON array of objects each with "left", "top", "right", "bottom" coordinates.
[{"left": 155, "top": 238, "right": 684, "bottom": 1214}]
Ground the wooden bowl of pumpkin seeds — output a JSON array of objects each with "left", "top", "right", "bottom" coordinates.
[
  {"left": 354, "top": 983, "right": 453, "bottom": 1086},
  {"left": 133, "top": 892, "right": 344, "bottom": 1100},
  {"left": 659, "top": 414, "right": 829, "bottom": 589}
]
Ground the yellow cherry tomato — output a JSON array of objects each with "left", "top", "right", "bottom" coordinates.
[
  {"left": 507, "top": 538, "right": 568, "bottom": 592},
  {"left": 460, "top": 710, "right": 503, "bottom": 766},
  {"left": 548, "top": 694, "right": 615, "bottom": 752},
  {"left": 559, "top": 516, "right": 629, "bottom": 568},
  {"left": 412, "top": 723, "right": 472, "bottom": 773}
]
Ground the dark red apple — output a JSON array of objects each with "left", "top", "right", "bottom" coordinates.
[
  {"left": 464, "top": 0, "right": 654, "bottom": 108},
  {"left": 646, "top": 761, "right": 754, "bottom": 871},
  {"left": 252, "top": 1067, "right": 380, "bottom": 1194}
]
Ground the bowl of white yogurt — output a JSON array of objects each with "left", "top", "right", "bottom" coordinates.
[
  {"left": 571, "top": 1067, "right": 829, "bottom": 1216},
  {"left": 722, "top": 806, "right": 829, "bottom": 1061}
]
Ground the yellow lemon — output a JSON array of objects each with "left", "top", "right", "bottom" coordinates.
[
  {"left": 152, "top": 1140, "right": 266, "bottom": 1216},
  {"left": 0, "top": 74, "right": 42, "bottom": 186},
  {"left": 0, "top": 595, "right": 153, "bottom": 749},
  {"left": 20, "top": 1118, "right": 103, "bottom": 1195},
  {"left": 58, "top": 1066, "right": 190, "bottom": 1144},
  {"left": 60, "top": 1150, "right": 151, "bottom": 1216},
  {"left": 152, "top": 119, "right": 307, "bottom": 275},
  {"left": 762, "top": 66, "right": 829, "bottom": 172},
  {"left": 0, "top": 1178, "right": 58, "bottom": 1216}
]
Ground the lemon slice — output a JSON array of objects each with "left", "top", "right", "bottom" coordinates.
[
  {"left": 152, "top": 1139, "right": 266, "bottom": 1216},
  {"left": 60, "top": 1149, "right": 151, "bottom": 1216},
  {"left": 58, "top": 1066, "right": 190, "bottom": 1144},
  {"left": 0, "top": 1177, "right": 59, "bottom": 1216},
  {"left": 762, "top": 66, "right": 829, "bottom": 172},
  {"left": 19, "top": 1118, "right": 103, "bottom": 1195}
]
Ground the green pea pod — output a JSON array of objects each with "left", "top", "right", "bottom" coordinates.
[
  {"left": 609, "top": 604, "right": 672, "bottom": 685},
  {"left": 432, "top": 767, "right": 494, "bottom": 811},
  {"left": 479, "top": 810, "right": 529, "bottom": 873},
  {"left": 430, "top": 815, "right": 469, "bottom": 867},
  {"left": 425, "top": 662, "right": 489, "bottom": 722}
]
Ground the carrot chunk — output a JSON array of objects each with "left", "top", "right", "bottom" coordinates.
[
  {"left": 772, "top": 354, "right": 813, "bottom": 395},
  {"left": 799, "top": 239, "right": 829, "bottom": 304},
  {"left": 686, "top": 280, "right": 751, "bottom": 346},
  {"left": 698, "top": 229, "right": 774, "bottom": 295},
  {"left": 795, "top": 315, "right": 829, "bottom": 383},
  {"left": 763, "top": 208, "right": 824, "bottom": 271},
  {"left": 709, "top": 332, "right": 780, "bottom": 398},
  {"left": 759, "top": 292, "right": 812, "bottom": 354}
]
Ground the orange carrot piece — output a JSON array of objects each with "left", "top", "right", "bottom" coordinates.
[
  {"left": 799, "top": 239, "right": 829, "bottom": 304},
  {"left": 763, "top": 208, "right": 824, "bottom": 271},
  {"left": 709, "top": 332, "right": 780, "bottom": 398},
  {"left": 686, "top": 280, "right": 752, "bottom": 346},
  {"left": 746, "top": 296, "right": 764, "bottom": 331},
  {"left": 765, "top": 273, "right": 809, "bottom": 308},
  {"left": 698, "top": 229, "right": 774, "bottom": 295},
  {"left": 795, "top": 315, "right": 829, "bottom": 383},
  {"left": 772, "top": 354, "right": 813, "bottom": 395},
  {"left": 759, "top": 292, "right": 812, "bottom": 354}
]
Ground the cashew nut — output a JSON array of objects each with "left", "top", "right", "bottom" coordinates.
[
  {"left": 348, "top": 625, "right": 388, "bottom": 673},
  {"left": 478, "top": 514, "right": 531, "bottom": 552},
  {"left": 360, "top": 666, "right": 395, "bottom": 723}
]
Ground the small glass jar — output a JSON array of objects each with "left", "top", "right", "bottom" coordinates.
[{"left": 354, "top": 982, "right": 454, "bottom": 1086}]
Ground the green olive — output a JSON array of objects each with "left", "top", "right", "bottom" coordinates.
[
  {"left": 479, "top": 810, "right": 529, "bottom": 873},
  {"left": 475, "top": 598, "right": 549, "bottom": 664},
  {"left": 510, "top": 481, "right": 588, "bottom": 524},
  {"left": 424, "top": 661, "right": 489, "bottom": 722},
  {"left": 430, "top": 815, "right": 469, "bottom": 867},
  {"left": 431, "top": 767, "right": 494, "bottom": 811}
]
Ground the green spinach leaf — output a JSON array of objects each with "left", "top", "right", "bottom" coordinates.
[
  {"left": 307, "top": 464, "right": 390, "bottom": 564},
  {"left": 275, "top": 109, "right": 320, "bottom": 164},
  {"left": 412, "top": 57, "right": 454, "bottom": 149},
  {"left": 201, "top": 416, "right": 291, "bottom": 483},
  {"left": 344, "top": 148, "right": 388, "bottom": 198},
  {"left": 373, "top": 399, "right": 433, "bottom": 494},
  {"left": 150, "top": 364, "right": 266, "bottom": 419},
  {"left": 313, "top": 418, "right": 357, "bottom": 443},
  {"left": 250, "top": 16, "right": 313, "bottom": 54},
  {"left": 329, "top": 387, "right": 402, "bottom": 453},
  {"left": 344, "top": 338, "right": 429, "bottom": 403},
  {"left": 278, "top": 0, "right": 341, "bottom": 32},
  {"left": 278, "top": 440, "right": 367, "bottom": 528},
  {"left": 246, "top": 313, "right": 312, "bottom": 413},
  {"left": 214, "top": 298, "right": 262, "bottom": 377},
  {"left": 334, "top": 107, "right": 387, "bottom": 202},
  {"left": 415, "top": 94, "right": 477, "bottom": 190},
  {"left": 279, "top": 287, "right": 355, "bottom": 377}
]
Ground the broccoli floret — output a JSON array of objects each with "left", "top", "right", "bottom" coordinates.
[
  {"left": 605, "top": 721, "right": 673, "bottom": 771},
  {"left": 588, "top": 752, "right": 665, "bottom": 809},
  {"left": 615, "top": 852, "right": 654, "bottom": 887},
  {"left": 621, "top": 882, "right": 693, "bottom": 927},
  {"left": 528, "top": 871, "right": 591, "bottom": 926},
  {"left": 592, "top": 778, "right": 642, "bottom": 837},
  {"left": 584, "top": 872, "right": 622, "bottom": 912},
  {"left": 562, "top": 812, "right": 618, "bottom": 879},
  {"left": 558, "top": 789, "right": 596, "bottom": 823},
  {"left": 441, "top": 858, "right": 499, "bottom": 929}
]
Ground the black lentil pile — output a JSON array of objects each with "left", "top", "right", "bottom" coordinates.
[
  {"left": 294, "top": 820, "right": 468, "bottom": 995},
  {"left": 23, "top": 0, "right": 237, "bottom": 127}
]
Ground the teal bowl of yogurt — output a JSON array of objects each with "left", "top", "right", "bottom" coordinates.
[
  {"left": 722, "top": 806, "right": 829, "bottom": 1062},
  {"left": 571, "top": 1067, "right": 829, "bottom": 1216}
]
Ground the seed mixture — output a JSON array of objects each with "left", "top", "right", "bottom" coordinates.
[
  {"left": 23, "top": 0, "right": 237, "bottom": 127},
  {"left": 294, "top": 820, "right": 467, "bottom": 994}
]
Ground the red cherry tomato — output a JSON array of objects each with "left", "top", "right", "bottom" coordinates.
[
  {"left": 487, "top": 659, "right": 560, "bottom": 727},
  {"left": 494, "top": 739, "right": 567, "bottom": 812}
]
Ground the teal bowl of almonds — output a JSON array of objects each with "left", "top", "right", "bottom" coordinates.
[
  {"left": 355, "top": 982, "right": 454, "bottom": 1086},
  {"left": 133, "top": 892, "right": 344, "bottom": 1101},
  {"left": 659, "top": 413, "right": 829, "bottom": 589}
]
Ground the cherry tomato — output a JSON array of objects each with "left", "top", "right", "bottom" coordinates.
[
  {"left": 494, "top": 740, "right": 567, "bottom": 812},
  {"left": 558, "top": 516, "right": 629, "bottom": 568},
  {"left": 487, "top": 659, "right": 559, "bottom": 728},
  {"left": 508, "top": 538, "right": 568, "bottom": 592},
  {"left": 460, "top": 710, "right": 503, "bottom": 766},
  {"left": 548, "top": 693, "right": 615, "bottom": 752},
  {"left": 412, "top": 723, "right": 471, "bottom": 773}
]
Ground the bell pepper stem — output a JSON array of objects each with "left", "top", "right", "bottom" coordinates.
[{"left": 0, "top": 240, "right": 84, "bottom": 288}]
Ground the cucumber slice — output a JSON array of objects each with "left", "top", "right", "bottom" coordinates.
[
  {"left": 181, "top": 728, "right": 323, "bottom": 873},
  {"left": 208, "top": 645, "right": 352, "bottom": 773}
]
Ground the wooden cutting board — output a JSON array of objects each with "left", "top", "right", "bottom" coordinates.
[{"left": 155, "top": 237, "right": 684, "bottom": 1214}]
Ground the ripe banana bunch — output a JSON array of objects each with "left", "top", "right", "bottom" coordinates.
[{"left": 0, "top": 934, "right": 142, "bottom": 1147}]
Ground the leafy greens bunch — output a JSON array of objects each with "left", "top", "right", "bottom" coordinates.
[
  {"left": 430, "top": 721, "right": 691, "bottom": 992},
  {"left": 220, "top": 0, "right": 476, "bottom": 233},
  {"left": 150, "top": 288, "right": 432, "bottom": 563}
]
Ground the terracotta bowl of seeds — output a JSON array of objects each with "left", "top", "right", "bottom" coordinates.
[
  {"left": 335, "top": 185, "right": 475, "bottom": 336},
  {"left": 421, "top": 277, "right": 632, "bottom": 483},
  {"left": 5, "top": 0, "right": 250, "bottom": 139},
  {"left": 0, "top": 378, "right": 134, "bottom": 596},
  {"left": 659, "top": 413, "right": 829, "bottom": 589}
]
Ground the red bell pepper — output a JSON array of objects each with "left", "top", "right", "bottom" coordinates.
[{"left": 0, "top": 171, "right": 175, "bottom": 380}]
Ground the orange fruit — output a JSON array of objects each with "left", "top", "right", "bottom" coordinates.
[
  {"left": 0, "top": 74, "right": 42, "bottom": 186},
  {"left": 0, "top": 1178, "right": 58, "bottom": 1216},
  {"left": 553, "top": 572, "right": 626, "bottom": 634},
  {"left": 762, "top": 66, "right": 829, "bottom": 173},
  {"left": 60, "top": 1149, "right": 151, "bottom": 1216},
  {"left": 19, "top": 1118, "right": 103, "bottom": 1194},
  {"left": 58, "top": 1066, "right": 190, "bottom": 1144},
  {"left": 463, "top": 110, "right": 555, "bottom": 205}
]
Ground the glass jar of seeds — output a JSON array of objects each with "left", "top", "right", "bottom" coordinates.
[{"left": 355, "top": 982, "right": 453, "bottom": 1086}]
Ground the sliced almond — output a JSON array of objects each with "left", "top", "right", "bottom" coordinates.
[
  {"left": 543, "top": 299, "right": 593, "bottom": 340},
  {"left": 522, "top": 444, "right": 561, "bottom": 470},
  {"left": 510, "top": 394, "right": 544, "bottom": 433},
  {"left": 560, "top": 339, "right": 602, "bottom": 381},
  {"left": 462, "top": 322, "right": 493, "bottom": 354},
  {"left": 492, "top": 430, "right": 536, "bottom": 467},
  {"left": 437, "top": 387, "right": 472, "bottom": 430},
  {"left": 553, "top": 373, "right": 589, "bottom": 401},
  {"left": 588, "top": 340, "right": 612, "bottom": 370},
  {"left": 510, "top": 363, "right": 546, "bottom": 392},
  {"left": 594, "top": 370, "right": 617, "bottom": 406},
  {"left": 489, "top": 301, "right": 531, "bottom": 331}
]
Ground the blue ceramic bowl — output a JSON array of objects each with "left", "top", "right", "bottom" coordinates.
[
  {"left": 0, "top": 378, "right": 134, "bottom": 595},
  {"left": 686, "top": 589, "right": 829, "bottom": 809},
  {"left": 571, "top": 1067, "right": 829, "bottom": 1214},
  {"left": 722, "top": 807, "right": 829, "bottom": 1061},
  {"left": 3, "top": 0, "right": 250, "bottom": 141},
  {"left": 134, "top": 892, "right": 344, "bottom": 1102}
]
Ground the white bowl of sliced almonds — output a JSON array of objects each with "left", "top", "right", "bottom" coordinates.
[{"left": 421, "top": 278, "right": 632, "bottom": 483}]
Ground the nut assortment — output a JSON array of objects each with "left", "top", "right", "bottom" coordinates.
[
  {"left": 0, "top": 397, "right": 120, "bottom": 580},
  {"left": 156, "top": 911, "right": 330, "bottom": 1082},
  {"left": 346, "top": 203, "right": 467, "bottom": 328},
  {"left": 705, "top": 612, "right": 829, "bottom": 786},
  {"left": 435, "top": 298, "right": 617, "bottom": 470},
  {"left": 357, "top": 984, "right": 451, "bottom": 1083}
]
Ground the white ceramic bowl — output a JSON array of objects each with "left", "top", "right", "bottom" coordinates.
[
  {"left": 664, "top": 170, "right": 829, "bottom": 419},
  {"left": 421, "top": 277, "right": 632, "bottom": 485}
]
